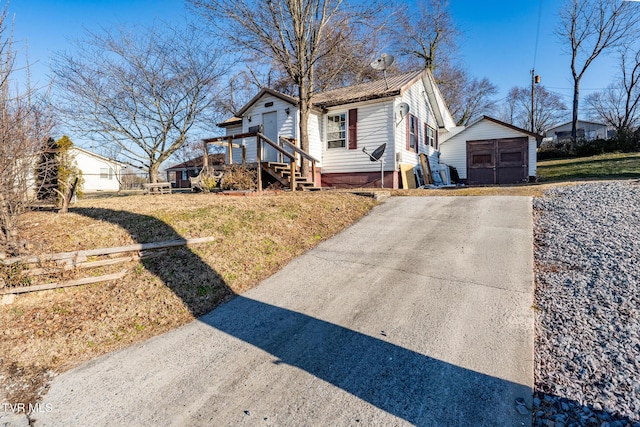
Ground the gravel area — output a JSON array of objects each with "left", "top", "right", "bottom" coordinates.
[{"left": 534, "top": 181, "right": 640, "bottom": 427}]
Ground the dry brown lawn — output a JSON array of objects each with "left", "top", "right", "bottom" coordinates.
[{"left": 1, "top": 192, "right": 377, "bottom": 406}]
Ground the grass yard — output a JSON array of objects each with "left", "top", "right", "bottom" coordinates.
[
  {"left": 0, "top": 192, "right": 377, "bottom": 406},
  {"left": 537, "top": 152, "right": 640, "bottom": 182}
]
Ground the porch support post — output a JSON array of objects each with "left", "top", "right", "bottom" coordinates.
[
  {"left": 289, "top": 162, "right": 295, "bottom": 190},
  {"left": 311, "top": 161, "right": 317, "bottom": 187},
  {"left": 256, "top": 136, "right": 262, "bottom": 191},
  {"left": 242, "top": 145, "right": 246, "bottom": 164},
  {"left": 227, "top": 137, "right": 233, "bottom": 164}
]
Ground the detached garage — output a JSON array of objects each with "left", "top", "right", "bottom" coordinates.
[{"left": 439, "top": 116, "right": 538, "bottom": 185}]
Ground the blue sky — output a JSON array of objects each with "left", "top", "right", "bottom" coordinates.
[{"left": 6, "top": 0, "right": 620, "bottom": 119}]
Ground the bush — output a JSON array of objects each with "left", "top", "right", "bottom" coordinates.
[{"left": 220, "top": 165, "right": 257, "bottom": 190}]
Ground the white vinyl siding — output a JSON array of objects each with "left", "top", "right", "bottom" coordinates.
[
  {"left": 223, "top": 93, "right": 296, "bottom": 164},
  {"left": 308, "top": 111, "right": 323, "bottom": 166},
  {"left": 396, "top": 79, "right": 439, "bottom": 169},
  {"left": 71, "top": 148, "right": 123, "bottom": 192},
  {"left": 322, "top": 100, "right": 395, "bottom": 173}
]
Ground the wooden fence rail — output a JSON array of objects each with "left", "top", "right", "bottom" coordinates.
[{"left": 1, "top": 236, "right": 216, "bottom": 298}]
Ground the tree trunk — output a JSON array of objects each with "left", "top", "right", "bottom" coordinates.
[
  {"left": 298, "top": 86, "right": 310, "bottom": 179},
  {"left": 149, "top": 162, "right": 160, "bottom": 184},
  {"left": 571, "top": 78, "right": 581, "bottom": 145}
]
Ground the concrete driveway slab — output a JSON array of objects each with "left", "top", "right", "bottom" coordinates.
[{"left": 29, "top": 196, "right": 534, "bottom": 426}]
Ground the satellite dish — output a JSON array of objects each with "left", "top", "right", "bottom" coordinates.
[
  {"left": 362, "top": 143, "right": 388, "bottom": 188},
  {"left": 370, "top": 53, "right": 395, "bottom": 90},
  {"left": 396, "top": 103, "right": 410, "bottom": 121},
  {"left": 370, "top": 143, "right": 386, "bottom": 161},
  {"left": 370, "top": 53, "right": 395, "bottom": 71}
]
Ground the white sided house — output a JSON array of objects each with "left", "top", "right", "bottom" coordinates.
[
  {"left": 213, "top": 69, "right": 456, "bottom": 189},
  {"left": 439, "top": 116, "right": 538, "bottom": 185},
  {"left": 212, "top": 70, "right": 537, "bottom": 189},
  {"left": 71, "top": 147, "right": 125, "bottom": 192}
]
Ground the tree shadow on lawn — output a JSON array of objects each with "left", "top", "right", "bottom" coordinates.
[{"left": 67, "top": 207, "right": 639, "bottom": 425}]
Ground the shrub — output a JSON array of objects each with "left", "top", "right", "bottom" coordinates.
[{"left": 220, "top": 165, "right": 257, "bottom": 190}]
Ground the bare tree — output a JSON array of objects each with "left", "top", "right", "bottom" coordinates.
[
  {"left": 441, "top": 70, "right": 498, "bottom": 126},
  {"left": 0, "top": 5, "right": 54, "bottom": 255},
  {"left": 556, "top": 0, "right": 639, "bottom": 140},
  {"left": 53, "top": 23, "right": 229, "bottom": 183},
  {"left": 585, "top": 43, "right": 640, "bottom": 135},
  {"left": 502, "top": 86, "right": 568, "bottom": 134},
  {"left": 189, "top": 0, "right": 385, "bottom": 177},
  {"left": 389, "top": 0, "right": 497, "bottom": 127},
  {"left": 391, "top": 0, "right": 459, "bottom": 74}
]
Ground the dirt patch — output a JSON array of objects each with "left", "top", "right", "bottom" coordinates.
[{"left": 0, "top": 192, "right": 377, "bottom": 409}]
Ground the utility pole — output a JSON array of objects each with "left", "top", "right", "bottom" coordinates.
[{"left": 531, "top": 69, "right": 540, "bottom": 133}]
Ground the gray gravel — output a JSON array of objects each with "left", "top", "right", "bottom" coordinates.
[{"left": 533, "top": 181, "right": 640, "bottom": 427}]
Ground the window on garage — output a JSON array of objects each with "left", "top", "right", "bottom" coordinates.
[
  {"left": 472, "top": 154, "right": 492, "bottom": 165},
  {"left": 500, "top": 151, "right": 522, "bottom": 163}
]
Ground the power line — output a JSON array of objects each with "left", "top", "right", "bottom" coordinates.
[{"left": 533, "top": 0, "right": 543, "bottom": 69}]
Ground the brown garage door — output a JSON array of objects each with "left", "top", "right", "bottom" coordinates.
[{"left": 467, "top": 138, "right": 528, "bottom": 185}]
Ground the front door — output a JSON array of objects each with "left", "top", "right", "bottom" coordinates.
[{"left": 262, "top": 112, "right": 279, "bottom": 163}]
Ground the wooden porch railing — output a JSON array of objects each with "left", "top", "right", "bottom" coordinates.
[{"left": 201, "top": 132, "right": 319, "bottom": 191}]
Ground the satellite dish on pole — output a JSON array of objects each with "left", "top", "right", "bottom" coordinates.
[
  {"left": 362, "top": 143, "right": 387, "bottom": 188},
  {"left": 395, "top": 102, "right": 410, "bottom": 125},
  {"left": 370, "top": 53, "right": 395, "bottom": 90},
  {"left": 370, "top": 53, "right": 394, "bottom": 71}
]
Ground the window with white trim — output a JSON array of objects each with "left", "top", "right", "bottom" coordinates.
[
  {"left": 100, "top": 168, "right": 109, "bottom": 179},
  {"left": 426, "top": 125, "right": 435, "bottom": 148},
  {"left": 327, "top": 113, "right": 346, "bottom": 149},
  {"left": 407, "top": 114, "right": 418, "bottom": 152}
]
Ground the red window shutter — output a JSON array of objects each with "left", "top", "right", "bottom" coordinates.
[
  {"left": 406, "top": 115, "right": 411, "bottom": 151},
  {"left": 424, "top": 123, "right": 428, "bottom": 145},
  {"left": 348, "top": 109, "right": 358, "bottom": 149}
]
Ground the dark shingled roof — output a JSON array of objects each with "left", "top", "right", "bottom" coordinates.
[{"left": 166, "top": 154, "right": 226, "bottom": 170}]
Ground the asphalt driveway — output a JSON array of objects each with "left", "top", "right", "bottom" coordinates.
[{"left": 31, "top": 196, "right": 534, "bottom": 426}]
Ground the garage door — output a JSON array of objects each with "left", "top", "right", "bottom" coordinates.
[{"left": 467, "top": 138, "right": 528, "bottom": 185}]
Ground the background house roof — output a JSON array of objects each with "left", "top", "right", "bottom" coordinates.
[
  {"left": 166, "top": 154, "right": 226, "bottom": 170},
  {"left": 546, "top": 120, "right": 607, "bottom": 131},
  {"left": 71, "top": 146, "right": 126, "bottom": 166}
]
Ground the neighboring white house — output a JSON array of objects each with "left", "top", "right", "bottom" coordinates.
[
  {"left": 439, "top": 116, "right": 538, "bottom": 185},
  {"left": 71, "top": 147, "right": 125, "bottom": 192},
  {"left": 545, "top": 120, "right": 610, "bottom": 144},
  {"left": 214, "top": 69, "right": 537, "bottom": 188}
]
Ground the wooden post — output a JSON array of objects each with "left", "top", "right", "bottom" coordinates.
[
  {"left": 227, "top": 137, "right": 233, "bottom": 164},
  {"left": 419, "top": 153, "right": 433, "bottom": 185},
  {"left": 312, "top": 161, "right": 317, "bottom": 187},
  {"left": 289, "top": 162, "right": 296, "bottom": 190},
  {"left": 242, "top": 145, "right": 247, "bottom": 164},
  {"left": 256, "top": 136, "right": 262, "bottom": 191}
]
